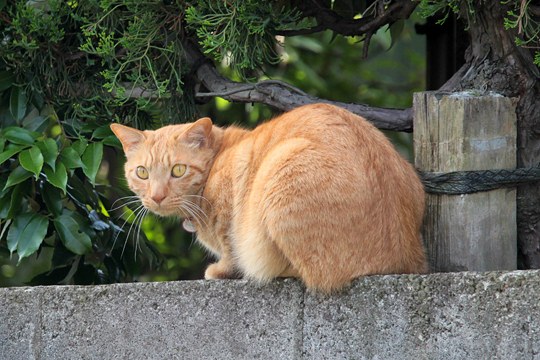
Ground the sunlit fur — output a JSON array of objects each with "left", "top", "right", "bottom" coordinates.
[{"left": 111, "top": 104, "right": 428, "bottom": 292}]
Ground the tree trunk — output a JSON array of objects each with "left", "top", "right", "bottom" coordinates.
[{"left": 441, "top": 2, "right": 540, "bottom": 268}]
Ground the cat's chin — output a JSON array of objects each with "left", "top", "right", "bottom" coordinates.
[{"left": 144, "top": 205, "right": 179, "bottom": 218}]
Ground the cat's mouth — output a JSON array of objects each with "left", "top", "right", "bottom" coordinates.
[
  {"left": 143, "top": 202, "right": 177, "bottom": 217},
  {"left": 142, "top": 195, "right": 206, "bottom": 226},
  {"left": 144, "top": 202, "right": 194, "bottom": 220}
]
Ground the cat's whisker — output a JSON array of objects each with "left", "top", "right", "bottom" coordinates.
[
  {"left": 109, "top": 199, "right": 142, "bottom": 212},
  {"left": 179, "top": 205, "right": 198, "bottom": 226},
  {"left": 168, "top": 197, "right": 207, "bottom": 223},
  {"left": 181, "top": 199, "right": 209, "bottom": 228},
  {"left": 184, "top": 194, "right": 212, "bottom": 208},
  {"left": 119, "top": 204, "right": 145, "bottom": 229},
  {"left": 134, "top": 208, "right": 149, "bottom": 261},
  {"left": 182, "top": 198, "right": 208, "bottom": 218},
  {"left": 113, "top": 204, "right": 145, "bottom": 256},
  {"left": 111, "top": 205, "right": 141, "bottom": 251},
  {"left": 111, "top": 195, "right": 139, "bottom": 204},
  {"left": 135, "top": 208, "right": 150, "bottom": 255},
  {"left": 182, "top": 196, "right": 208, "bottom": 211},
  {"left": 115, "top": 207, "right": 138, "bottom": 226},
  {"left": 180, "top": 203, "right": 208, "bottom": 229},
  {"left": 187, "top": 209, "right": 208, "bottom": 229},
  {"left": 110, "top": 196, "right": 140, "bottom": 211},
  {"left": 121, "top": 205, "right": 147, "bottom": 259}
]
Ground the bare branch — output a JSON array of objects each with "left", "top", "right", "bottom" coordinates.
[{"left": 183, "top": 40, "right": 413, "bottom": 132}]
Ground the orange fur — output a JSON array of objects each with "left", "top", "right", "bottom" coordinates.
[{"left": 111, "top": 104, "right": 428, "bottom": 292}]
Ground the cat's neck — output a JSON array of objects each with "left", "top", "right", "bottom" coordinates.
[
  {"left": 213, "top": 125, "right": 250, "bottom": 155},
  {"left": 196, "top": 125, "right": 249, "bottom": 229}
]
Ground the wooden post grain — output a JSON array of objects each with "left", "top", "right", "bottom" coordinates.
[{"left": 414, "top": 91, "right": 517, "bottom": 272}]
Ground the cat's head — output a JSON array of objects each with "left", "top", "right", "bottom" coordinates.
[{"left": 111, "top": 118, "right": 216, "bottom": 217}]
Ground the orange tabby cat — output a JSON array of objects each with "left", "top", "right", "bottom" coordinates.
[{"left": 111, "top": 103, "right": 427, "bottom": 292}]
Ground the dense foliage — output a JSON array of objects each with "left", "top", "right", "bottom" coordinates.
[
  {"left": 0, "top": 0, "right": 537, "bottom": 286},
  {"left": 417, "top": 0, "right": 540, "bottom": 66},
  {"left": 0, "top": 0, "right": 191, "bottom": 285}
]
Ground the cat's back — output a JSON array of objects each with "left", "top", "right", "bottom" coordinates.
[
  {"left": 240, "top": 103, "right": 405, "bottom": 181},
  {"left": 221, "top": 104, "right": 421, "bottom": 205},
  {"left": 244, "top": 104, "right": 396, "bottom": 160}
]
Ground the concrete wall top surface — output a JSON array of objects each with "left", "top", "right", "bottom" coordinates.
[{"left": 2, "top": 270, "right": 540, "bottom": 360}]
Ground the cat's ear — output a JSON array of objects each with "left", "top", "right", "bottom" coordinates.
[
  {"left": 183, "top": 117, "right": 213, "bottom": 148},
  {"left": 110, "top": 123, "right": 146, "bottom": 156}
]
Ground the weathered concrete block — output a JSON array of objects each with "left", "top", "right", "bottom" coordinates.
[
  {"left": 0, "top": 287, "right": 42, "bottom": 360},
  {"left": 2, "top": 271, "right": 540, "bottom": 359},
  {"left": 303, "top": 271, "right": 540, "bottom": 360},
  {"left": 3, "top": 279, "right": 304, "bottom": 360}
]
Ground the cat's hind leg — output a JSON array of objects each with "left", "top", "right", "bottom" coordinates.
[{"left": 232, "top": 222, "right": 295, "bottom": 283}]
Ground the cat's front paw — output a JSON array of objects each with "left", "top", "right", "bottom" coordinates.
[{"left": 204, "top": 263, "right": 236, "bottom": 279}]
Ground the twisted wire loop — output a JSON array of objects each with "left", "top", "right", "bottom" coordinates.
[{"left": 419, "top": 165, "right": 540, "bottom": 195}]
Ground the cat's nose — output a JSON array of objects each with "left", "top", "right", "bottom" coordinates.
[{"left": 151, "top": 193, "right": 166, "bottom": 204}]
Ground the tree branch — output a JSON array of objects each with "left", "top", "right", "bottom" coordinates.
[
  {"left": 277, "top": 0, "right": 418, "bottom": 38},
  {"left": 277, "top": 1, "right": 418, "bottom": 62},
  {"left": 530, "top": 5, "right": 540, "bottom": 17},
  {"left": 183, "top": 40, "right": 413, "bottom": 132},
  {"left": 276, "top": 24, "right": 326, "bottom": 37}
]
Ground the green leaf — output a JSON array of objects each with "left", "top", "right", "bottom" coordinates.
[
  {"left": 6, "top": 213, "right": 31, "bottom": 254},
  {"left": 51, "top": 243, "right": 77, "bottom": 268},
  {"left": 54, "top": 213, "right": 92, "bottom": 255},
  {"left": 9, "top": 87, "right": 28, "bottom": 121},
  {"left": 59, "top": 147, "right": 83, "bottom": 169},
  {"left": 6, "top": 184, "right": 24, "bottom": 219},
  {"left": 72, "top": 139, "right": 88, "bottom": 156},
  {"left": 7, "top": 212, "right": 48, "bottom": 262},
  {"left": 102, "top": 135, "right": 122, "bottom": 148},
  {"left": 4, "top": 166, "right": 32, "bottom": 189},
  {"left": 389, "top": 20, "right": 405, "bottom": 50},
  {"left": 19, "top": 146, "right": 44, "bottom": 177},
  {"left": 3, "top": 127, "right": 36, "bottom": 145},
  {"left": 41, "top": 182, "right": 63, "bottom": 216},
  {"left": 43, "top": 162, "right": 67, "bottom": 193},
  {"left": 37, "top": 138, "right": 58, "bottom": 168},
  {"left": 22, "top": 115, "right": 48, "bottom": 132},
  {"left": 92, "top": 124, "right": 114, "bottom": 139},
  {"left": 0, "top": 184, "right": 24, "bottom": 219},
  {"left": 0, "top": 144, "right": 27, "bottom": 166},
  {"left": 81, "top": 142, "right": 103, "bottom": 184},
  {"left": 0, "top": 189, "right": 11, "bottom": 218},
  {"left": 66, "top": 174, "right": 91, "bottom": 206},
  {"left": 0, "top": 70, "right": 14, "bottom": 92},
  {"left": 17, "top": 216, "right": 48, "bottom": 262}
]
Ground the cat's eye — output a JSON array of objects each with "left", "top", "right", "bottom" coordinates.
[
  {"left": 136, "top": 166, "right": 149, "bottom": 180},
  {"left": 171, "top": 164, "right": 187, "bottom": 178}
]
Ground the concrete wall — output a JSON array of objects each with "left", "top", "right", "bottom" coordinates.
[{"left": 2, "top": 270, "right": 540, "bottom": 360}]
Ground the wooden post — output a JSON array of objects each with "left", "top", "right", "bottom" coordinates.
[{"left": 414, "top": 91, "right": 517, "bottom": 272}]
